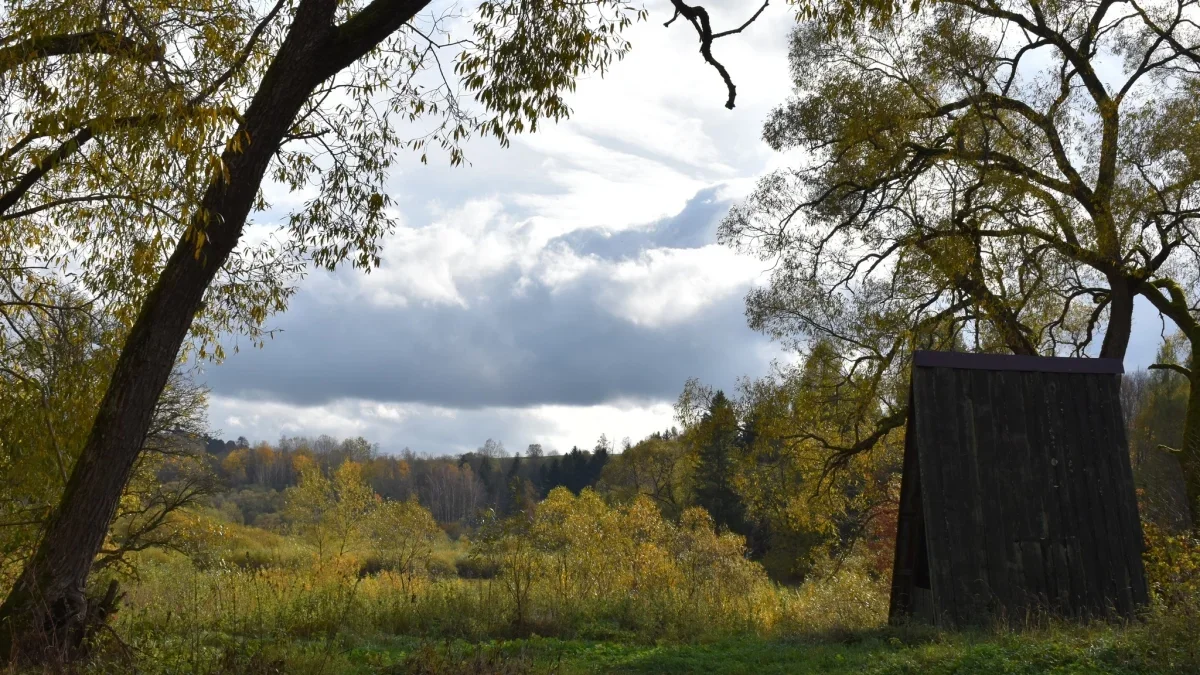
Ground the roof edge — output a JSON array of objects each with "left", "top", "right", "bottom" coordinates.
[{"left": 912, "top": 350, "right": 1125, "bottom": 374}]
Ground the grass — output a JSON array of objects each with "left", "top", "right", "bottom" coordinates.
[
  {"left": 84, "top": 621, "right": 1198, "bottom": 675},
  {"left": 56, "top": 511, "right": 1200, "bottom": 674}
]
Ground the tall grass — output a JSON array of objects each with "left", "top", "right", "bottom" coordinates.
[
  {"left": 109, "top": 548, "right": 888, "bottom": 646},
  {"left": 40, "top": 496, "right": 1200, "bottom": 673}
]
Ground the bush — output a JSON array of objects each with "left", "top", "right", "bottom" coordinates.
[
  {"left": 1143, "top": 522, "right": 1200, "bottom": 608},
  {"left": 77, "top": 516, "right": 1200, "bottom": 675},
  {"left": 456, "top": 555, "right": 500, "bottom": 580},
  {"left": 427, "top": 555, "right": 458, "bottom": 580}
]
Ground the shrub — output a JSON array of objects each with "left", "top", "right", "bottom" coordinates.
[
  {"left": 1143, "top": 522, "right": 1200, "bottom": 608},
  {"left": 456, "top": 554, "right": 500, "bottom": 580}
]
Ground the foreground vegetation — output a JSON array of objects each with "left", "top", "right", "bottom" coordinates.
[
  {"left": 70, "top": 557, "right": 1200, "bottom": 674},
  {"left": 77, "top": 622, "right": 1200, "bottom": 674},
  {"left": 19, "top": 478, "right": 1183, "bottom": 674}
]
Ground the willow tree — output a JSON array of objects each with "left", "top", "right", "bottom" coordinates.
[
  {"left": 722, "top": 0, "right": 1200, "bottom": 522},
  {"left": 0, "top": 0, "right": 781, "bottom": 662}
]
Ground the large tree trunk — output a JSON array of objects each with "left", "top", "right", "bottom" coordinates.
[
  {"left": 1101, "top": 274, "right": 1135, "bottom": 360},
  {"left": 0, "top": 5, "right": 341, "bottom": 662}
]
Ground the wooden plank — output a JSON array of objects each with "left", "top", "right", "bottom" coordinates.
[
  {"left": 1029, "top": 370, "right": 1072, "bottom": 614},
  {"left": 946, "top": 366, "right": 988, "bottom": 624},
  {"left": 889, "top": 386, "right": 923, "bottom": 622},
  {"left": 1107, "top": 373, "right": 1150, "bottom": 608},
  {"left": 1013, "top": 371, "right": 1051, "bottom": 612},
  {"left": 1030, "top": 371, "right": 1064, "bottom": 612},
  {"left": 1000, "top": 370, "right": 1036, "bottom": 618},
  {"left": 912, "top": 367, "right": 957, "bottom": 624},
  {"left": 1041, "top": 372, "right": 1088, "bottom": 617},
  {"left": 1085, "top": 374, "right": 1129, "bottom": 615},
  {"left": 922, "top": 365, "right": 968, "bottom": 624},
  {"left": 972, "top": 367, "right": 1012, "bottom": 618},
  {"left": 1008, "top": 371, "right": 1054, "bottom": 614},
  {"left": 1061, "top": 371, "right": 1112, "bottom": 616},
  {"left": 1090, "top": 374, "right": 1147, "bottom": 614}
]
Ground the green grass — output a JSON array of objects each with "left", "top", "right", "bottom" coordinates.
[
  {"left": 81, "top": 616, "right": 1199, "bottom": 675},
  {"left": 341, "top": 628, "right": 1196, "bottom": 675}
]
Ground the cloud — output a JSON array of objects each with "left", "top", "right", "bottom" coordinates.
[
  {"left": 201, "top": 245, "right": 773, "bottom": 410},
  {"left": 209, "top": 395, "right": 676, "bottom": 456},
  {"left": 199, "top": 1, "right": 801, "bottom": 454}
]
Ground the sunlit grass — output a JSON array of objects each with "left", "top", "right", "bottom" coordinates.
[{"left": 62, "top": 513, "right": 1200, "bottom": 674}]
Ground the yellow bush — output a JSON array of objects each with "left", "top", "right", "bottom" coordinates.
[
  {"left": 1143, "top": 522, "right": 1200, "bottom": 608},
  {"left": 468, "top": 488, "right": 780, "bottom": 637}
]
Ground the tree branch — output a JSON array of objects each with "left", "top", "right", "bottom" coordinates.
[
  {"left": 1149, "top": 362, "right": 1192, "bottom": 378},
  {"left": 321, "top": 0, "right": 435, "bottom": 79},
  {"left": 0, "top": 30, "right": 163, "bottom": 75},
  {"left": 0, "top": 128, "right": 95, "bottom": 218},
  {"left": 666, "top": 0, "right": 769, "bottom": 109}
]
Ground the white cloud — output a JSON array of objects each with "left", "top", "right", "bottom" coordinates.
[
  {"left": 202, "top": 0, "right": 798, "bottom": 454},
  {"left": 304, "top": 196, "right": 766, "bottom": 330},
  {"left": 307, "top": 198, "right": 541, "bottom": 308},
  {"left": 513, "top": 130, "right": 710, "bottom": 234},
  {"left": 599, "top": 246, "right": 764, "bottom": 327},
  {"left": 209, "top": 395, "right": 674, "bottom": 456},
  {"left": 524, "top": 243, "right": 765, "bottom": 328}
]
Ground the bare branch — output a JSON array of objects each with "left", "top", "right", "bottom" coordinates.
[
  {"left": 666, "top": 0, "right": 769, "bottom": 109},
  {"left": 1149, "top": 362, "right": 1192, "bottom": 378}
]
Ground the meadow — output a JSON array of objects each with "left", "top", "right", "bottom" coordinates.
[{"left": 56, "top": 489, "right": 1200, "bottom": 675}]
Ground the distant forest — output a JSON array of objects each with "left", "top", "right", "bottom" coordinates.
[{"left": 201, "top": 433, "right": 623, "bottom": 533}]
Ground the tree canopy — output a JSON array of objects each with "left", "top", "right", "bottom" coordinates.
[{"left": 721, "top": 0, "right": 1200, "bottom": 519}]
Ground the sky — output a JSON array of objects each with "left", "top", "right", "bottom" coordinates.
[{"left": 197, "top": 0, "right": 1171, "bottom": 457}]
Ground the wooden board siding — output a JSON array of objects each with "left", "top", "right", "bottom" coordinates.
[{"left": 889, "top": 351, "right": 1149, "bottom": 627}]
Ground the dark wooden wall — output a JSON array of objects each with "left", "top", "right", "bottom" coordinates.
[{"left": 890, "top": 352, "right": 1149, "bottom": 626}]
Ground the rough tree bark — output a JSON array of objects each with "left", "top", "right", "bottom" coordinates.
[
  {"left": 1101, "top": 275, "right": 1136, "bottom": 361},
  {"left": 0, "top": 0, "right": 430, "bottom": 662}
]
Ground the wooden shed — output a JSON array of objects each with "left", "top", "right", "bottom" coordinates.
[{"left": 888, "top": 351, "right": 1148, "bottom": 626}]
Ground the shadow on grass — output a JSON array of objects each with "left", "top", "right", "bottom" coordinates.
[{"left": 371, "top": 618, "right": 1195, "bottom": 675}]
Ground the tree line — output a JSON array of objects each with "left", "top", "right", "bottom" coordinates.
[{"left": 198, "top": 434, "right": 614, "bottom": 530}]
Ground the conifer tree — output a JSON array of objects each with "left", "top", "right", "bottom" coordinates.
[{"left": 692, "top": 391, "right": 746, "bottom": 534}]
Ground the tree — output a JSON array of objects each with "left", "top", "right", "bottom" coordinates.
[
  {"left": 503, "top": 452, "right": 524, "bottom": 514},
  {"left": 722, "top": 1, "right": 1200, "bottom": 520},
  {"left": 599, "top": 434, "right": 695, "bottom": 521},
  {"left": 420, "top": 462, "right": 483, "bottom": 524},
  {"left": 0, "top": 0, "right": 782, "bottom": 657},
  {"left": 589, "top": 436, "right": 611, "bottom": 486},
  {"left": 477, "top": 438, "right": 506, "bottom": 459},
  {"left": 1127, "top": 338, "right": 1194, "bottom": 531},
  {"left": 748, "top": 344, "right": 903, "bottom": 578},
  {"left": 689, "top": 391, "right": 746, "bottom": 535},
  {"left": 365, "top": 497, "right": 443, "bottom": 594},
  {"left": 284, "top": 461, "right": 374, "bottom": 560}
]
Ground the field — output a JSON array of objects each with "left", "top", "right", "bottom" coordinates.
[{"left": 57, "top": 513, "right": 1200, "bottom": 675}]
